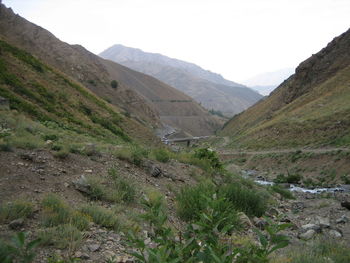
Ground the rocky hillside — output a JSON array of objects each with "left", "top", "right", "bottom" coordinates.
[
  {"left": 0, "top": 4, "right": 221, "bottom": 136},
  {"left": 99, "top": 44, "right": 262, "bottom": 117},
  {"left": 221, "top": 28, "right": 350, "bottom": 149}
]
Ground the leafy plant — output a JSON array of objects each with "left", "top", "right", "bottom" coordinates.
[
  {"left": 0, "top": 232, "right": 41, "bottom": 263},
  {"left": 193, "top": 147, "right": 222, "bottom": 170}
]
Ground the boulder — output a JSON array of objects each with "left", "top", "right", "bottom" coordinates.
[
  {"left": 341, "top": 201, "right": 350, "bottom": 210},
  {"left": 329, "top": 229, "right": 342, "bottom": 238},
  {"left": 336, "top": 215, "right": 348, "bottom": 224},
  {"left": 9, "top": 218, "right": 24, "bottom": 230},
  {"left": 315, "top": 216, "right": 330, "bottom": 228},
  {"left": 238, "top": 212, "right": 253, "bottom": 230},
  {"left": 73, "top": 175, "right": 91, "bottom": 194},
  {"left": 301, "top": 223, "right": 321, "bottom": 233},
  {"left": 299, "top": 229, "right": 316, "bottom": 240}
]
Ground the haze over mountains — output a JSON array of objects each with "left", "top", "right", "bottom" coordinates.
[
  {"left": 100, "top": 45, "right": 262, "bottom": 117},
  {"left": 221, "top": 28, "right": 350, "bottom": 149},
  {"left": 242, "top": 68, "right": 295, "bottom": 95},
  {"left": 0, "top": 4, "right": 222, "bottom": 137}
]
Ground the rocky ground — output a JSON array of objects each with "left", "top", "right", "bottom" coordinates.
[{"left": 0, "top": 148, "right": 200, "bottom": 262}]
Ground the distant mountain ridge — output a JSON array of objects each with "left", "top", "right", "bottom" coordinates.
[{"left": 100, "top": 45, "right": 262, "bottom": 117}]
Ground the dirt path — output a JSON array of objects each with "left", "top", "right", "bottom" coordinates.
[{"left": 218, "top": 147, "right": 350, "bottom": 156}]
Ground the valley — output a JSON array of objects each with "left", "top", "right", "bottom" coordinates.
[{"left": 0, "top": 2, "right": 350, "bottom": 263}]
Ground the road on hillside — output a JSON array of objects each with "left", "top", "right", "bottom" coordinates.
[{"left": 218, "top": 147, "right": 350, "bottom": 156}]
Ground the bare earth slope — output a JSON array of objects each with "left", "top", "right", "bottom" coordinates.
[
  {"left": 0, "top": 4, "right": 221, "bottom": 136},
  {"left": 99, "top": 44, "right": 262, "bottom": 117},
  {"left": 221, "top": 28, "right": 350, "bottom": 149}
]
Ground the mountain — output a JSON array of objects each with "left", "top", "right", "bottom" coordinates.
[
  {"left": 99, "top": 45, "right": 262, "bottom": 117},
  {"left": 242, "top": 68, "right": 295, "bottom": 95},
  {"left": 0, "top": 4, "right": 221, "bottom": 136},
  {"left": 221, "top": 29, "right": 350, "bottom": 149}
]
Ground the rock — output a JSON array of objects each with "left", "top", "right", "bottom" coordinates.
[
  {"left": 238, "top": 212, "right": 253, "bottom": 229},
  {"left": 299, "top": 229, "right": 316, "bottom": 240},
  {"left": 316, "top": 216, "right": 330, "bottom": 228},
  {"left": 9, "top": 218, "right": 24, "bottom": 230},
  {"left": 329, "top": 229, "right": 342, "bottom": 238},
  {"left": 73, "top": 175, "right": 91, "bottom": 194},
  {"left": 267, "top": 207, "right": 280, "bottom": 217},
  {"left": 341, "top": 201, "right": 350, "bottom": 210},
  {"left": 292, "top": 202, "right": 305, "bottom": 212},
  {"left": 301, "top": 223, "right": 321, "bottom": 232},
  {"left": 150, "top": 165, "right": 162, "bottom": 177},
  {"left": 88, "top": 243, "right": 100, "bottom": 252},
  {"left": 336, "top": 215, "right": 348, "bottom": 224},
  {"left": 252, "top": 217, "right": 268, "bottom": 230}
]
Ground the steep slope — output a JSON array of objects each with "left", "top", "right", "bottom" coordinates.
[
  {"left": 221, "top": 28, "right": 350, "bottom": 149},
  {"left": 99, "top": 45, "right": 262, "bottom": 116},
  {"left": 0, "top": 38, "right": 157, "bottom": 145},
  {"left": 0, "top": 4, "right": 221, "bottom": 136}
]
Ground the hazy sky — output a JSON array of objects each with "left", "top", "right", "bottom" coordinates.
[{"left": 3, "top": 0, "right": 350, "bottom": 82}]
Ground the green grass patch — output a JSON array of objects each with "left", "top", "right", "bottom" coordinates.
[
  {"left": 38, "top": 224, "right": 82, "bottom": 250},
  {"left": 0, "top": 200, "right": 34, "bottom": 223},
  {"left": 80, "top": 205, "right": 120, "bottom": 230},
  {"left": 41, "top": 194, "right": 89, "bottom": 230}
]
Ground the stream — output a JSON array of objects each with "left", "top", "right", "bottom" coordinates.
[{"left": 243, "top": 170, "right": 350, "bottom": 194}]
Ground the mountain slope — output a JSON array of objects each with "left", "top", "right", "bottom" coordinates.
[
  {"left": 99, "top": 44, "right": 262, "bottom": 116},
  {"left": 221, "top": 28, "right": 350, "bottom": 149},
  {"left": 0, "top": 38, "right": 159, "bottom": 145},
  {"left": 0, "top": 4, "right": 221, "bottom": 136}
]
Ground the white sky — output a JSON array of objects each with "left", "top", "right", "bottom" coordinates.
[{"left": 3, "top": 0, "right": 350, "bottom": 82}]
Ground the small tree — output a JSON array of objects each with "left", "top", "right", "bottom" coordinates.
[{"left": 110, "top": 80, "right": 118, "bottom": 89}]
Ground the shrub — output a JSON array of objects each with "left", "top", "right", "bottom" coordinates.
[
  {"left": 0, "top": 142, "right": 12, "bottom": 152},
  {"left": 39, "top": 224, "right": 82, "bottom": 249},
  {"left": 270, "top": 185, "right": 295, "bottom": 200},
  {"left": 53, "top": 149, "right": 69, "bottom": 159},
  {"left": 274, "top": 173, "right": 302, "bottom": 184},
  {"left": 176, "top": 181, "right": 216, "bottom": 221},
  {"left": 41, "top": 194, "right": 89, "bottom": 231},
  {"left": 109, "top": 176, "right": 136, "bottom": 203},
  {"left": 152, "top": 148, "right": 170, "bottom": 163},
  {"left": 110, "top": 80, "right": 118, "bottom": 89},
  {"left": 193, "top": 147, "right": 222, "bottom": 170},
  {"left": 114, "top": 145, "right": 148, "bottom": 166},
  {"left": 0, "top": 200, "right": 34, "bottom": 223},
  {"left": 277, "top": 237, "right": 350, "bottom": 263},
  {"left": 221, "top": 183, "right": 268, "bottom": 217},
  {"left": 0, "top": 232, "right": 41, "bottom": 263},
  {"left": 80, "top": 205, "right": 119, "bottom": 230}
]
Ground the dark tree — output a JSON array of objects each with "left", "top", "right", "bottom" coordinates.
[{"left": 110, "top": 80, "right": 118, "bottom": 89}]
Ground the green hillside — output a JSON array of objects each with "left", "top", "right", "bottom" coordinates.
[{"left": 0, "top": 38, "right": 156, "bottom": 150}]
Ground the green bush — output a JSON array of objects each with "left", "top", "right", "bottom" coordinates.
[
  {"left": 109, "top": 176, "right": 136, "bottom": 203},
  {"left": 41, "top": 194, "right": 89, "bottom": 230},
  {"left": 0, "top": 232, "right": 41, "bottom": 263},
  {"left": 193, "top": 147, "right": 222, "bottom": 170},
  {"left": 110, "top": 80, "right": 118, "bottom": 89},
  {"left": 39, "top": 224, "right": 82, "bottom": 249},
  {"left": 0, "top": 200, "right": 34, "bottom": 223},
  {"left": 270, "top": 185, "right": 295, "bottom": 200},
  {"left": 278, "top": 237, "right": 350, "bottom": 263},
  {"left": 176, "top": 182, "right": 216, "bottom": 221},
  {"left": 152, "top": 148, "right": 171, "bottom": 163},
  {"left": 273, "top": 173, "right": 302, "bottom": 184},
  {"left": 114, "top": 145, "right": 149, "bottom": 166},
  {"left": 80, "top": 205, "right": 119, "bottom": 230},
  {"left": 221, "top": 183, "right": 268, "bottom": 217}
]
